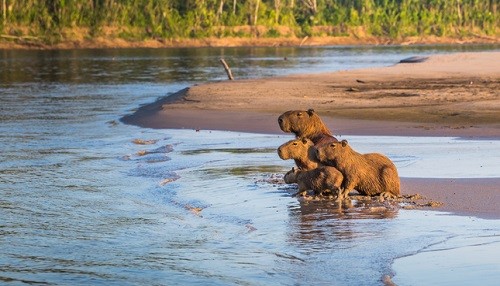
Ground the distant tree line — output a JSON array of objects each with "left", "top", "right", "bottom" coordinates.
[{"left": 0, "top": 0, "right": 498, "bottom": 43}]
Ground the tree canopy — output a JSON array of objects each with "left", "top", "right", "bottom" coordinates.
[{"left": 1, "top": 0, "right": 498, "bottom": 43}]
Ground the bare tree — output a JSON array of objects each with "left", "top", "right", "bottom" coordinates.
[
  {"left": 216, "top": 0, "right": 224, "bottom": 22},
  {"left": 274, "top": 0, "right": 281, "bottom": 24},
  {"left": 302, "top": 0, "right": 317, "bottom": 14},
  {"left": 2, "top": 0, "right": 6, "bottom": 23},
  {"left": 253, "top": 0, "right": 260, "bottom": 25}
]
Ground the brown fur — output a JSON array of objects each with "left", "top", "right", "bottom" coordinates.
[
  {"left": 284, "top": 166, "right": 344, "bottom": 196},
  {"left": 316, "top": 140, "right": 400, "bottom": 198},
  {"left": 277, "top": 138, "right": 320, "bottom": 170},
  {"left": 278, "top": 109, "right": 338, "bottom": 144}
]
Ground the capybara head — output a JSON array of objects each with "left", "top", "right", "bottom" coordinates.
[
  {"left": 277, "top": 138, "right": 314, "bottom": 160},
  {"left": 316, "top": 139, "right": 349, "bottom": 163},
  {"left": 278, "top": 109, "right": 332, "bottom": 139},
  {"left": 283, "top": 167, "right": 299, "bottom": 184}
]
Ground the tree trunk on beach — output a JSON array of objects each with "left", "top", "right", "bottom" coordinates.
[{"left": 219, "top": 58, "right": 234, "bottom": 80}]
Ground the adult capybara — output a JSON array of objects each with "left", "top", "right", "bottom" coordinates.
[
  {"left": 315, "top": 140, "right": 400, "bottom": 199},
  {"left": 277, "top": 109, "right": 338, "bottom": 145},
  {"left": 284, "top": 166, "right": 344, "bottom": 197},
  {"left": 277, "top": 138, "right": 319, "bottom": 170}
]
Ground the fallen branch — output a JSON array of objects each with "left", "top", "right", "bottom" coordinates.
[{"left": 219, "top": 58, "right": 234, "bottom": 80}]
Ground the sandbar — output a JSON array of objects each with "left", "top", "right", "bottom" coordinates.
[{"left": 121, "top": 51, "right": 500, "bottom": 219}]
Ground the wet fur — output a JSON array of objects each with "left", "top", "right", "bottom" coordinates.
[
  {"left": 316, "top": 140, "right": 400, "bottom": 197},
  {"left": 284, "top": 166, "right": 343, "bottom": 196}
]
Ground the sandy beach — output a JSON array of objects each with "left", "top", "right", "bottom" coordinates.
[{"left": 122, "top": 51, "right": 500, "bottom": 219}]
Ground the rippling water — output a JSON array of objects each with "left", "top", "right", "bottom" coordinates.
[{"left": 1, "top": 45, "right": 499, "bottom": 285}]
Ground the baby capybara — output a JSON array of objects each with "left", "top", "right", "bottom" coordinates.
[
  {"left": 277, "top": 109, "right": 338, "bottom": 145},
  {"left": 284, "top": 166, "right": 343, "bottom": 197},
  {"left": 315, "top": 140, "right": 400, "bottom": 200}
]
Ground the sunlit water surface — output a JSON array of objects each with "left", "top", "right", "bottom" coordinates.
[{"left": 1, "top": 45, "right": 499, "bottom": 285}]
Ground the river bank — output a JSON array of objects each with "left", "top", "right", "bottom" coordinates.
[
  {"left": 122, "top": 51, "right": 500, "bottom": 219},
  {"left": 1, "top": 34, "right": 498, "bottom": 50}
]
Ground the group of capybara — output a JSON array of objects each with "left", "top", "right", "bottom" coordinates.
[{"left": 277, "top": 109, "right": 400, "bottom": 202}]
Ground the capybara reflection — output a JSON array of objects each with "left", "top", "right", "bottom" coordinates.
[
  {"left": 277, "top": 138, "right": 319, "bottom": 170},
  {"left": 277, "top": 109, "right": 338, "bottom": 145},
  {"left": 315, "top": 140, "right": 400, "bottom": 200},
  {"left": 284, "top": 166, "right": 344, "bottom": 197}
]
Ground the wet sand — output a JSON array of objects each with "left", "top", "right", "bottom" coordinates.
[{"left": 121, "top": 51, "right": 500, "bottom": 219}]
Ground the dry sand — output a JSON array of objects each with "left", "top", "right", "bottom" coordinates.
[{"left": 122, "top": 51, "right": 500, "bottom": 219}]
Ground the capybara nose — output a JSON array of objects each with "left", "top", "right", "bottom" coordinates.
[{"left": 278, "top": 117, "right": 283, "bottom": 124}]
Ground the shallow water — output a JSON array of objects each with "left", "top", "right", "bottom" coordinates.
[{"left": 1, "top": 45, "right": 499, "bottom": 285}]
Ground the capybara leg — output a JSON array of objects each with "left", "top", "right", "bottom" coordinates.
[
  {"left": 293, "top": 190, "right": 307, "bottom": 197},
  {"left": 335, "top": 188, "right": 351, "bottom": 203},
  {"left": 336, "top": 180, "right": 355, "bottom": 202},
  {"left": 320, "top": 188, "right": 334, "bottom": 197}
]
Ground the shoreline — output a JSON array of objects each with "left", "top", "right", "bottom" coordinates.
[
  {"left": 1, "top": 35, "right": 498, "bottom": 50},
  {"left": 121, "top": 51, "right": 500, "bottom": 219},
  {"left": 401, "top": 177, "right": 500, "bottom": 220}
]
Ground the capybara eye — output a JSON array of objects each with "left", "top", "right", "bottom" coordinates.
[{"left": 297, "top": 112, "right": 302, "bottom": 117}]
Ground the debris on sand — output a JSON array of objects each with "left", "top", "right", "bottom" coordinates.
[{"left": 132, "top": 138, "right": 159, "bottom": 145}]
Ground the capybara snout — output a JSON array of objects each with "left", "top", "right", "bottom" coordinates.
[{"left": 277, "top": 113, "right": 290, "bottom": 133}]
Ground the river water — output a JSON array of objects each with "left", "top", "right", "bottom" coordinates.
[{"left": 1, "top": 45, "right": 499, "bottom": 285}]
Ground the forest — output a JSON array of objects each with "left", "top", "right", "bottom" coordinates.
[{"left": 0, "top": 0, "right": 498, "bottom": 45}]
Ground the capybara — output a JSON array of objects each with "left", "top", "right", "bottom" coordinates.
[
  {"left": 277, "top": 138, "right": 320, "bottom": 170},
  {"left": 284, "top": 166, "right": 344, "bottom": 197},
  {"left": 315, "top": 140, "right": 400, "bottom": 199},
  {"left": 277, "top": 109, "right": 338, "bottom": 145}
]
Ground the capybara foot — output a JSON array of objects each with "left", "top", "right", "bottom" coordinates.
[
  {"left": 335, "top": 188, "right": 349, "bottom": 202},
  {"left": 379, "top": 192, "right": 399, "bottom": 200},
  {"left": 293, "top": 190, "right": 307, "bottom": 197}
]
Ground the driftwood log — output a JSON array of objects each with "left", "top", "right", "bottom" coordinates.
[{"left": 219, "top": 58, "right": 234, "bottom": 80}]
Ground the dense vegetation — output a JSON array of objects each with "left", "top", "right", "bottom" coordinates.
[{"left": 1, "top": 0, "right": 498, "bottom": 44}]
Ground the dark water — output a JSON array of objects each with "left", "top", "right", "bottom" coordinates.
[{"left": 1, "top": 45, "right": 499, "bottom": 285}]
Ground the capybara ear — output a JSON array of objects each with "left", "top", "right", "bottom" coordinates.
[
  {"left": 341, "top": 139, "right": 348, "bottom": 147},
  {"left": 307, "top": 109, "right": 315, "bottom": 116}
]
